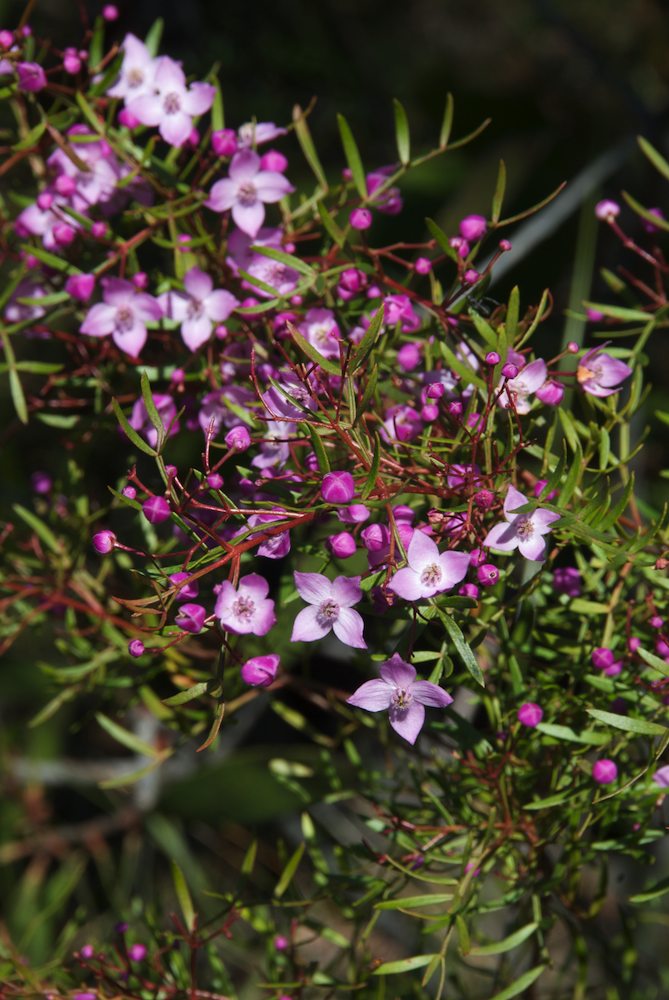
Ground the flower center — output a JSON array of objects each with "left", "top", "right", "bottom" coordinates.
[
  {"left": 392, "top": 687, "right": 413, "bottom": 710},
  {"left": 515, "top": 516, "right": 534, "bottom": 540},
  {"left": 420, "top": 562, "right": 442, "bottom": 587},
  {"left": 232, "top": 596, "right": 255, "bottom": 621},
  {"left": 237, "top": 181, "right": 257, "bottom": 206},
  {"left": 187, "top": 298, "right": 204, "bottom": 320},
  {"left": 163, "top": 92, "right": 181, "bottom": 115},
  {"left": 316, "top": 599, "right": 339, "bottom": 626},
  {"left": 127, "top": 67, "right": 145, "bottom": 89},
  {"left": 115, "top": 305, "right": 135, "bottom": 332},
  {"left": 577, "top": 364, "right": 596, "bottom": 384}
]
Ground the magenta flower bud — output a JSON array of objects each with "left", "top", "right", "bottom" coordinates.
[
  {"left": 595, "top": 199, "right": 620, "bottom": 221},
  {"left": 499, "top": 239, "right": 512, "bottom": 251},
  {"left": 121, "top": 485, "right": 137, "bottom": 500},
  {"left": 459, "top": 214, "right": 487, "bottom": 241},
  {"left": 37, "top": 192, "right": 54, "bottom": 210},
  {"left": 463, "top": 268, "right": 479, "bottom": 285},
  {"left": 449, "top": 236, "right": 470, "bottom": 258},
  {"left": 93, "top": 530, "right": 116, "bottom": 554},
  {"left": 165, "top": 465, "right": 178, "bottom": 479},
  {"left": 459, "top": 582, "right": 479, "bottom": 598},
  {"left": 260, "top": 150, "right": 288, "bottom": 172},
  {"left": 393, "top": 504, "right": 415, "bottom": 522},
  {"left": 207, "top": 472, "right": 224, "bottom": 489},
  {"left": 54, "top": 174, "right": 76, "bottom": 197},
  {"left": 501, "top": 362, "right": 518, "bottom": 379},
  {"left": 175, "top": 603, "right": 207, "bottom": 634},
  {"left": 90, "top": 221, "right": 108, "bottom": 239},
  {"left": 447, "top": 401, "right": 464, "bottom": 420},
  {"left": 53, "top": 223, "right": 76, "bottom": 247},
  {"left": 102, "top": 4, "right": 119, "bottom": 19},
  {"left": 485, "top": 351, "right": 500, "bottom": 365},
  {"left": 128, "top": 639, "right": 145, "bottom": 657},
  {"left": 225, "top": 425, "right": 251, "bottom": 451},
  {"left": 591, "top": 647, "right": 615, "bottom": 670},
  {"left": 534, "top": 479, "right": 557, "bottom": 501},
  {"left": 0, "top": 30, "right": 13, "bottom": 49},
  {"left": 421, "top": 403, "right": 439, "bottom": 422},
  {"left": 31, "top": 470, "right": 52, "bottom": 494},
  {"left": 473, "top": 489, "right": 495, "bottom": 510},
  {"left": 74, "top": 993, "right": 97, "bottom": 1000},
  {"left": 535, "top": 379, "right": 564, "bottom": 406},
  {"left": 339, "top": 267, "right": 366, "bottom": 292},
  {"left": 469, "top": 547, "right": 485, "bottom": 566},
  {"left": 328, "top": 531, "right": 357, "bottom": 558},
  {"left": 211, "top": 128, "right": 238, "bottom": 157},
  {"left": 338, "top": 503, "right": 370, "bottom": 524},
  {"left": 426, "top": 382, "right": 445, "bottom": 400},
  {"left": 477, "top": 563, "right": 499, "bottom": 586},
  {"left": 80, "top": 944, "right": 95, "bottom": 959},
  {"left": 17, "top": 62, "right": 47, "bottom": 92},
  {"left": 628, "top": 636, "right": 641, "bottom": 653},
  {"left": 128, "top": 944, "right": 147, "bottom": 962},
  {"left": 656, "top": 639, "right": 669, "bottom": 658},
  {"left": 142, "top": 496, "right": 171, "bottom": 524},
  {"left": 241, "top": 654, "right": 279, "bottom": 687},
  {"left": 397, "top": 343, "right": 421, "bottom": 371},
  {"left": 322, "top": 471, "right": 355, "bottom": 504},
  {"left": 169, "top": 572, "right": 199, "bottom": 601},
  {"left": 414, "top": 256, "right": 432, "bottom": 274},
  {"left": 642, "top": 207, "right": 664, "bottom": 233},
  {"left": 349, "top": 207, "right": 372, "bottom": 230},
  {"left": 63, "top": 50, "right": 81, "bottom": 74},
  {"left": 650, "top": 615, "right": 663, "bottom": 628},
  {"left": 592, "top": 758, "right": 617, "bottom": 784},
  {"left": 553, "top": 566, "right": 581, "bottom": 596},
  {"left": 274, "top": 935, "right": 289, "bottom": 951},
  {"left": 118, "top": 108, "right": 140, "bottom": 128},
  {"left": 65, "top": 273, "right": 95, "bottom": 302},
  {"left": 518, "top": 702, "right": 543, "bottom": 727},
  {"left": 131, "top": 272, "right": 148, "bottom": 290}
]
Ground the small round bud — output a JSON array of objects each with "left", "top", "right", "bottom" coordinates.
[
  {"left": 414, "top": 256, "right": 432, "bottom": 274},
  {"left": 650, "top": 615, "right": 663, "bottom": 629},
  {"left": 131, "top": 271, "right": 148, "bottom": 290},
  {"left": 118, "top": 108, "right": 140, "bottom": 129},
  {"left": 225, "top": 425, "right": 251, "bottom": 451},
  {"left": 463, "top": 268, "right": 479, "bottom": 285},
  {"left": 567, "top": 341, "right": 580, "bottom": 353},
  {"left": 485, "top": 351, "right": 500, "bottom": 365},
  {"left": 459, "top": 214, "right": 487, "bottom": 242},
  {"left": 425, "top": 382, "right": 445, "bottom": 400},
  {"left": 241, "top": 654, "right": 279, "bottom": 687},
  {"left": 206, "top": 472, "right": 224, "bottom": 489},
  {"left": 142, "top": 496, "right": 170, "bottom": 524},
  {"left": 501, "top": 362, "right": 518, "bottom": 379},
  {"left": 65, "top": 273, "right": 95, "bottom": 302},
  {"left": 53, "top": 223, "right": 76, "bottom": 247},
  {"left": 421, "top": 404, "right": 439, "bottom": 422},
  {"left": 397, "top": 343, "right": 421, "bottom": 371},
  {"left": 128, "top": 639, "right": 145, "bottom": 657},
  {"left": 473, "top": 489, "right": 495, "bottom": 509},
  {"left": 321, "top": 471, "right": 355, "bottom": 504},
  {"left": 102, "top": 5, "right": 119, "bottom": 20},
  {"left": 260, "top": 150, "right": 288, "bottom": 172},
  {"left": 518, "top": 702, "right": 543, "bottom": 727},
  {"left": 592, "top": 758, "right": 618, "bottom": 784},
  {"left": 274, "top": 935, "right": 289, "bottom": 951},
  {"left": 458, "top": 582, "right": 479, "bottom": 599},
  {"left": 121, "top": 485, "right": 137, "bottom": 500},
  {"left": 628, "top": 636, "right": 641, "bottom": 653},
  {"left": 447, "top": 401, "right": 463, "bottom": 420},
  {"left": 477, "top": 563, "right": 499, "bottom": 586},
  {"left": 591, "top": 647, "right": 615, "bottom": 670},
  {"left": 31, "top": 470, "right": 52, "bottom": 494},
  {"left": 92, "top": 530, "right": 116, "bottom": 554},
  {"left": 499, "top": 239, "right": 512, "bottom": 251},
  {"left": 0, "top": 30, "right": 14, "bottom": 49},
  {"left": 595, "top": 199, "right": 620, "bottom": 221},
  {"left": 37, "top": 192, "right": 54, "bottom": 211},
  {"left": 90, "top": 221, "right": 108, "bottom": 239},
  {"left": 169, "top": 572, "right": 199, "bottom": 601},
  {"left": 349, "top": 207, "right": 372, "bottom": 230},
  {"left": 128, "top": 944, "right": 147, "bottom": 962},
  {"left": 328, "top": 531, "right": 357, "bottom": 558},
  {"left": 174, "top": 603, "right": 207, "bottom": 634},
  {"left": 80, "top": 945, "right": 95, "bottom": 959},
  {"left": 211, "top": 128, "right": 238, "bottom": 157}
]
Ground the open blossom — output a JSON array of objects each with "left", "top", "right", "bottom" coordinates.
[
  {"left": 298, "top": 308, "right": 341, "bottom": 359},
  {"left": 577, "top": 346, "right": 632, "bottom": 397},
  {"left": 215, "top": 574, "right": 276, "bottom": 636},
  {"left": 291, "top": 572, "right": 366, "bottom": 648},
  {"left": 206, "top": 149, "right": 294, "bottom": 237},
  {"left": 498, "top": 358, "right": 547, "bottom": 414},
  {"left": 161, "top": 267, "right": 238, "bottom": 351},
  {"left": 484, "top": 485, "right": 560, "bottom": 561},
  {"left": 126, "top": 55, "right": 215, "bottom": 147},
  {"left": 388, "top": 529, "right": 469, "bottom": 601},
  {"left": 80, "top": 278, "right": 163, "bottom": 356},
  {"left": 128, "top": 393, "right": 180, "bottom": 448},
  {"left": 107, "top": 33, "right": 156, "bottom": 103},
  {"left": 347, "top": 654, "right": 452, "bottom": 744},
  {"left": 237, "top": 121, "right": 287, "bottom": 148}
]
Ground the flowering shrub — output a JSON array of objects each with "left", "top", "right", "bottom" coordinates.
[{"left": 1, "top": 8, "right": 669, "bottom": 999}]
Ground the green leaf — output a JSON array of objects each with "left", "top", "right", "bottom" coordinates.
[
  {"left": 211, "top": 81, "right": 224, "bottom": 131},
  {"left": 537, "top": 723, "right": 608, "bottom": 746},
  {"left": 433, "top": 607, "right": 484, "bottom": 686},
  {"left": 140, "top": 370, "right": 166, "bottom": 448},
  {"left": 629, "top": 875, "right": 669, "bottom": 904},
  {"left": 172, "top": 861, "right": 196, "bottom": 931},
  {"left": 393, "top": 98, "right": 410, "bottom": 164},
  {"left": 88, "top": 16, "right": 105, "bottom": 68},
  {"left": 353, "top": 362, "right": 378, "bottom": 426},
  {"left": 75, "top": 91, "right": 104, "bottom": 134},
  {"left": 638, "top": 136, "right": 669, "bottom": 183},
  {"left": 301, "top": 422, "right": 331, "bottom": 474},
  {"left": 274, "top": 842, "right": 305, "bottom": 898},
  {"left": 426, "top": 217, "right": 459, "bottom": 262},
  {"left": 350, "top": 303, "right": 385, "bottom": 373},
  {"left": 163, "top": 682, "right": 211, "bottom": 706},
  {"left": 361, "top": 434, "right": 381, "bottom": 500},
  {"left": 373, "top": 954, "right": 438, "bottom": 976},
  {"left": 293, "top": 104, "right": 328, "bottom": 189},
  {"left": 1, "top": 332, "right": 28, "bottom": 424},
  {"left": 470, "top": 922, "right": 538, "bottom": 956},
  {"left": 251, "top": 244, "right": 316, "bottom": 279},
  {"left": 375, "top": 892, "right": 453, "bottom": 911},
  {"left": 337, "top": 114, "right": 367, "bottom": 199},
  {"left": 95, "top": 712, "right": 159, "bottom": 758},
  {"left": 145, "top": 17, "right": 164, "bottom": 56},
  {"left": 491, "top": 159, "right": 506, "bottom": 224},
  {"left": 439, "top": 93, "right": 454, "bottom": 147},
  {"left": 13, "top": 504, "right": 61, "bottom": 553},
  {"left": 19, "top": 243, "right": 75, "bottom": 274},
  {"left": 488, "top": 965, "right": 546, "bottom": 1000},
  {"left": 637, "top": 646, "right": 669, "bottom": 677},
  {"left": 288, "top": 322, "right": 341, "bottom": 375},
  {"left": 587, "top": 709, "right": 668, "bottom": 738},
  {"left": 112, "top": 398, "right": 157, "bottom": 456},
  {"left": 12, "top": 117, "right": 46, "bottom": 152},
  {"left": 622, "top": 189, "right": 669, "bottom": 234},
  {"left": 583, "top": 301, "right": 650, "bottom": 323},
  {"left": 317, "top": 200, "right": 345, "bottom": 247}
]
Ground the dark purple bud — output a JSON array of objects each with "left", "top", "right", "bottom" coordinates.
[
  {"left": 207, "top": 472, "right": 224, "bottom": 489},
  {"left": 169, "top": 572, "right": 200, "bottom": 601},
  {"left": 501, "top": 362, "right": 518, "bottom": 379},
  {"left": 92, "top": 530, "right": 116, "bottom": 554},
  {"left": 241, "top": 654, "right": 279, "bottom": 687},
  {"left": 174, "top": 603, "right": 207, "bottom": 634},
  {"left": 426, "top": 382, "right": 445, "bottom": 400},
  {"left": 459, "top": 582, "right": 479, "bottom": 598},
  {"left": 322, "top": 471, "right": 355, "bottom": 503},
  {"left": 473, "top": 489, "right": 494, "bottom": 509},
  {"left": 128, "top": 639, "right": 145, "bottom": 657},
  {"left": 31, "top": 470, "right": 52, "bottom": 494},
  {"left": 447, "top": 401, "right": 463, "bottom": 420},
  {"left": 17, "top": 62, "right": 47, "bottom": 92},
  {"left": 552, "top": 566, "right": 581, "bottom": 596},
  {"left": 142, "top": 496, "right": 171, "bottom": 524}
]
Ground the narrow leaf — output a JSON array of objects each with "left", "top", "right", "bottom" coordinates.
[
  {"left": 373, "top": 954, "right": 438, "bottom": 976},
  {"left": 274, "top": 841, "right": 305, "bottom": 898},
  {"left": 491, "top": 159, "right": 506, "bottom": 224},
  {"left": 293, "top": 104, "right": 327, "bottom": 189},
  {"left": 433, "top": 607, "right": 484, "bottom": 686},
  {"left": 439, "top": 93, "right": 454, "bottom": 147},
  {"left": 393, "top": 98, "right": 410, "bottom": 164},
  {"left": 488, "top": 965, "right": 546, "bottom": 1000},
  {"left": 287, "top": 322, "right": 341, "bottom": 375},
  {"left": 95, "top": 712, "right": 159, "bottom": 758},
  {"left": 470, "top": 922, "right": 538, "bottom": 956},
  {"left": 587, "top": 708, "right": 668, "bottom": 737},
  {"left": 112, "top": 398, "right": 157, "bottom": 456},
  {"left": 172, "top": 861, "right": 195, "bottom": 931},
  {"left": 337, "top": 114, "right": 367, "bottom": 199}
]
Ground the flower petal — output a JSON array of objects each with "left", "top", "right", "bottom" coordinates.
[
  {"left": 518, "top": 533, "right": 547, "bottom": 561},
  {"left": 332, "top": 607, "right": 366, "bottom": 648},
  {"left": 293, "top": 571, "right": 332, "bottom": 605},
  {"left": 291, "top": 605, "right": 330, "bottom": 642},
  {"left": 228, "top": 149, "right": 260, "bottom": 181},
  {"left": 183, "top": 82, "right": 215, "bottom": 116},
  {"left": 181, "top": 314, "right": 212, "bottom": 351},
  {"left": 504, "top": 485, "right": 527, "bottom": 517},
  {"left": 412, "top": 681, "right": 453, "bottom": 708},
  {"left": 80, "top": 303, "right": 116, "bottom": 337},
  {"left": 438, "top": 551, "right": 470, "bottom": 589},
  {"left": 389, "top": 702, "right": 425, "bottom": 744},
  {"left": 205, "top": 289, "right": 239, "bottom": 322},
  {"left": 254, "top": 170, "right": 295, "bottom": 202},
  {"left": 184, "top": 267, "right": 213, "bottom": 300},
  {"left": 113, "top": 321, "right": 146, "bottom": 357},
  {"left": 380, "top": 653, "right": 416, "bottom": 687},
  {"left": 331, "top": 575, "right": 362, "bottom": 608},
  {"left": 206, "top": 178, "right": 236, "bottom": 212},
  {"left": 347, "top": 679, "right": 393, "bottom": 712},
  {"left": 531, "top": 508, "right": 560, "bottom": 533},
  {"left": 160, "top": 112, "right": 192, "bottom": 148},
  {"left": 232, "top": 199, "right": 265, "bottom": 237},
  {"left": 484, "top": 520, "right": 519, "bottom": 552},
  {"left": 406, "top": 528, "right": 439, "bottom": 571},
  {"left": 239, "top": 573, "right": 270, "bottom": 599},
  {"left": 387, "top": 566, "right": 423, "bottom": 601}
]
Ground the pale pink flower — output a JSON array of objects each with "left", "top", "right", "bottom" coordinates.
[
  {"left": 215, "top": 573, "right": 276, "bottom": 636},
  {"left": 577, "top": 347, "right": 632, "bottom": 397},
  {"left": 498, "top": 358, "right": 547, "bottom": 414},
  {"left": 484, "top": 485, "right": 560, "bottom": 561},
  {"left": 127, "top": 55, "right": 215, "bottom": 147},
  {"left": 291, "top": 572, "right": 366, "bottom": 648},
  {"left": 80, "top": 278, "right": 163, "bottom": 356},
  {"left": 237, "top": 121, "right": 287, "bottom": 148},
  {"left": 161, "top": 267, "right": 238, "bottom": 351},
  {"left": 347, "top": 653, "right": 453, "bottom": 744},
  {"left": 107, "top": 33, "right": 156, "bottom": 102},
  {"left": 298, "top": 308, "right": 341, "bottom": 359},
  {"left": 388, "top": 530, "right": 469, "bottom": 601},
  {"left": 206, "top": 149, "right": 294, "bottom": 237}
]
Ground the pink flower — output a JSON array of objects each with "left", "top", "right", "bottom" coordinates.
[
  {"left": 237, "top": 121, "right": 287, "bottom": 148},
  {"left": 577, "top": 347, "right": 632, "bottom": 397},
  {"left": 126, "top": 56, "right": 215, "bottom": 147},
  {"left": 17, "top": 62, "right": 47, "bottom": 92},
  {"left": 241, "top": 654, "right": 279, "bottom": 687},
  {"left": 592, "top": 758, "right": 618, "bottom": 784},
  {"left": 517, "top": 702, "right": 543, "bottom": 727},
  {"left": 107, "top": 33, "right": 156, "bottom": 102},
  {"left": 652, "top": 765, "right": 669, "bottom": 788},
  {"left": 215, "top": 574, "right": 276, "bottom": 636},
  {"left": 498, "top": 358, "right": 547, "bottom": 414},
  {"left": 161, "top": 267, "right": 238, "bottom": 351},
  {"left": 80, "top": 278, "right": 162, "bottom": 356},
  {"left": 298, "top": 307, "right": 341, "bottom": 360},
  {"left": 484, "top": 485, "right": 560, "bottom": 562},
  {"left": 128, "top": 393, "right": 179, "bottom": 448},
  {"left": 206, "top": 149, "right": 294, "bottom": 237},
  {"left": 291, "top": 572, "right": 366, "bottom": 648},
  {"left": 388, "top": 530, "right": 469, "bottom": 601},
  {"left": 347, "top": 653, "right": 453, "bottom": 744}
]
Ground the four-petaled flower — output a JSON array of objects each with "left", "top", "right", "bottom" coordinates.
[
  {"left": 215, "top": 573, "right": 276, "bottom": 636},
  {"left": 80, "top": 278, "right": 163, "bottom": 356},
  {"left": 206, "top": 149, "right": 294, "bottom": 237},
  {"left": 126, "top": 55, "right": 215, "bottom": 147},
  {"left": 577, "top": 346, "right": 632, "bottom": 397},
  {"left": 291, "top": 572, "right": 366, "bottom": 648},
  {"left": 347, "top": 654, "right": 453, "bottom": 744},
  {"left": 388, "top": 530, "right": 469, "bottom": 601},
  {"left": 498, "top": 358, "right": 547, "bottom": 414},
  {"left": 484, "top": 485, "right": 560, "bottom": 562},
  {"left": 161, "top": 266, "right": 238, "bottom": 351}
]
